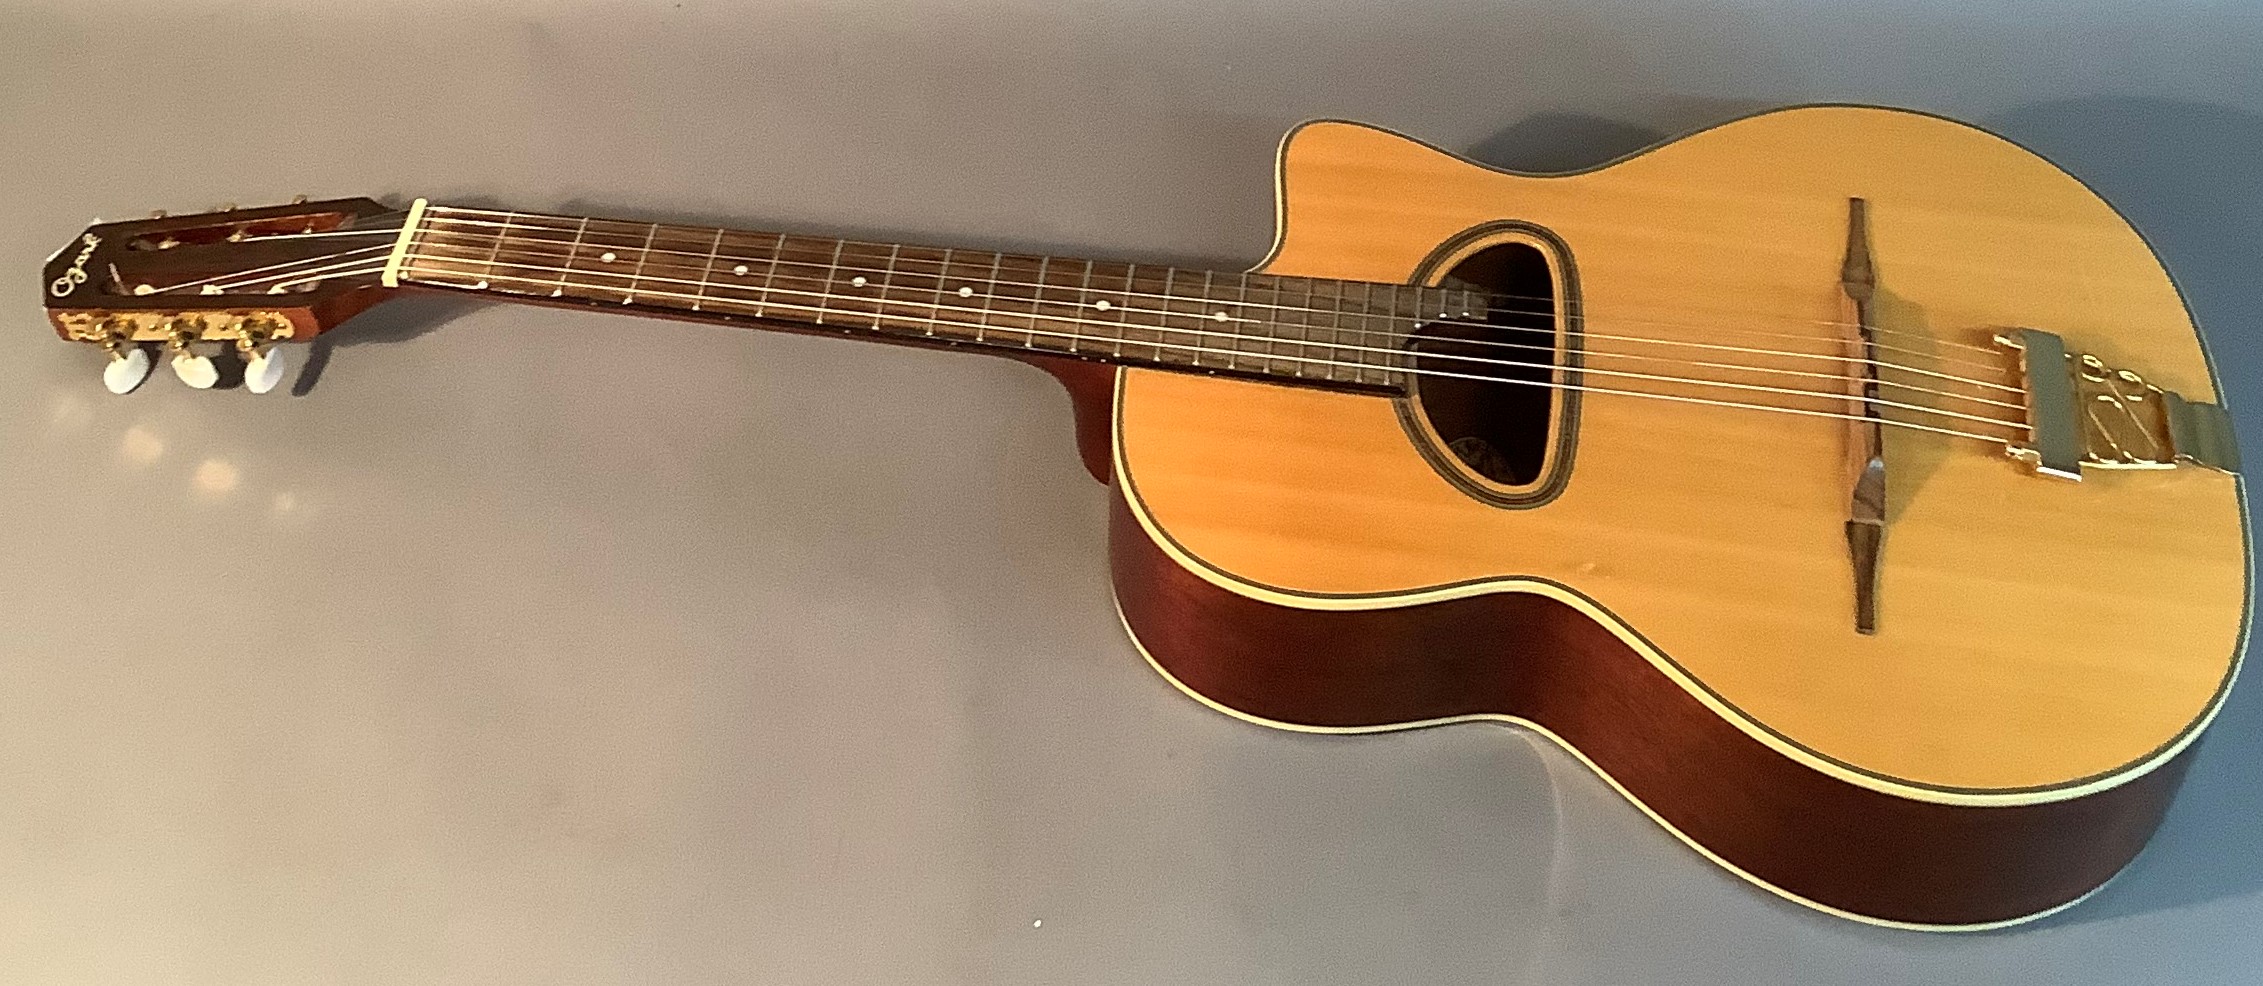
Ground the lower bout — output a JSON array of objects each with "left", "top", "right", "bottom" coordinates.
[{"left": 1107, "top": 489, "right": 2187, "bottom": 929}]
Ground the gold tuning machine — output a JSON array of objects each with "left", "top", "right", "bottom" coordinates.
[
  {"left": 91, "top": 316, "right": 153, "bottom": 395},
  {"left": 234, "top": 317, "right": 291, "bottom": 394},
  {"left": 165, "top": 316, "right": 219, "bottom": 390}
]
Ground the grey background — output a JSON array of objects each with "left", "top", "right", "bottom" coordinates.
[{"left": 3, "top": 1, "right": 2260, "bottom": 982}]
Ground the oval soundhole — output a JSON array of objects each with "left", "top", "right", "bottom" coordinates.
[{"left": 1404, "top": 240, "right": 1569, "bottom": 498}]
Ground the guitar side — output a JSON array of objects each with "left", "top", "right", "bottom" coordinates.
[{"left": 1096, "top": 107, "right": 2248, "bottom": 929}]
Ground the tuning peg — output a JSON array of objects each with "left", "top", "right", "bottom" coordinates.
[
  {"left": 165, "top": 319, "right": 217, "bottom": 389},
  {"left": 88, "top": 318, "right": 152, "bottom": 395},
  {"left": 236, "top": 333, "right": 289, "bottom": 394},
  {"left": 89, "top": 319, "right": 154, "bottom": 395},
  {"left": 103, "top": 346, "right": 153, "bottom": 394}
]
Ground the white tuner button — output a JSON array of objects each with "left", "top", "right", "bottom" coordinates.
[
  {"left": 102, "top": 347, "right": 153, "bottom": 395},
  {"left": 244, "top": 345, "right": 289, "bottom": 394},
  {"left": 171, "top": 351, "right": 219, "bottom": 390}
]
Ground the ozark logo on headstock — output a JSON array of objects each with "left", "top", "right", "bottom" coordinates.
[{"left": 49, "top": 233, "right": 100, "bottom": 298}]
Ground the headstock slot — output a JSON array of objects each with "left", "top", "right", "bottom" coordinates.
[{"left": 125, "top": 211, "right": 356, "bottom": 251}]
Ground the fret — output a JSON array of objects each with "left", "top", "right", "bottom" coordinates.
[
  {"left": 629, "top": 223, "right": 723, "bottom": 310},
  {"left": 1036, "top": 256, "right": 1057, "bottom": 351},
  {"left": 1286, "top": 275, "right": 1315, "bottom": 378},
  {"left": 988, "top": 253, "right": 1045, "bottom": 349},
  {"left": 813, "top": 238, "right": 848, "bottom": 325},
  {"left": 691, "top": 227, "right": 725, "bottom": 311},
  {"left": 831, "top": 240, "right": 896, "bottom": 328},
  {"left": 973, "top": 252, "right": 1003, "bottom": 344},
  {"left": 622, "top": 223, "right": 660, "bottom": 303},
  {"left": 549, "top": 217, "right": 590, "bottom": 297},
  {"left": 889, "top": 245, "right": 951, "bottom": 338},
  {"left": 1155, "top": 267, "right": 1202, "bottom": 369},
  {"left": 563, "top": 219, "right": 655, "bottom": 303},
  {"left": 1077, "top": 261, "right": 1097, "bottom": 356},
  {"left": 1366, "top": 283, "right": 1395, "bottom": 387},
  {"left": 1236, "top": 274, "right": 1276, "bottom": 373},
  {"left": 475, "top": 211, "right": 517, "bottom": 288},
  {"left": 876, "top": 242, "right": 906, "bottom": 330},
  {"left": 1035, "top": 256, "right": 1083, "bottom": 353},
  {"left": 1086, "top": 261, "right": 1134, "bottom": 360},
  {"left": 1121, "top": 264, "right": 1170, "bottom": 364},
  {"left": 1313, "top": 278, "right": 1347, "bottom": 383},
  {"left": 701, "top": 229, "right": 781, "bottom": 318},
  {"left": 938, "top": 249, "right": 996, "bottom": 343},
  {"left": 1199, "top": 270, "right": 1221, "bottom": 370},
  {"left": 1037, "top": 255, "right": 1092, "bottom": 355},
  {"left": 1351, "top": 279, "right": 1379, "bottom": 382},
  {"left": 767, "top": 234, "right": 838, "bottom": 324}
]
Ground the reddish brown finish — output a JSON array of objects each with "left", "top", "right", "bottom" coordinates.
[
  {"left": 1107, "top": 489, "right": 2188, "bottom": 927},
  {"left": 1018, "top": 356, "right": 1118, "bottom": 484}
]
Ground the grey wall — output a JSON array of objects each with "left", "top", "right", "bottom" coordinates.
[{"left": 3, "top": 1, "right": 2260, "bottom": 982}]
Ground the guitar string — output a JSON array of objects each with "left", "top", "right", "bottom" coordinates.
[
  {"left": 162, "top": 249, "right": 2027, "bottom": 442},
  {"left": 422, "top": 205, "right": 2008, "bottom": 357},
  {"left": 414, "top": 209, "right": 2017, "bottom": 370},
  {"left": 208, "top": 246, "right": 2025, "bottom": 418},
  {"left": 149, "top": 217, "right": 2031, "bottom": 423},
  {"left": 391, "top": 246, "right": 2029, "bottom": 434},
  {"left": 167, "top": 211, "right": 2020, "bottom": 390},
  {"left": 142, "top": 244, "right": 397, "bottom": 296},
  {"left": 399, "top": 214, "right": 2025, "bottom": 400},
  {"left": 181, "top": 241, "right": 2029, "bottom": 423},
  {"left": 386, "top": 258, "right": 2023, "bottom": 443}
]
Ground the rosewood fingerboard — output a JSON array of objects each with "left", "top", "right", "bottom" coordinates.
[{"left": 395, "top": 206, "right": 1492, "bottom": 392}]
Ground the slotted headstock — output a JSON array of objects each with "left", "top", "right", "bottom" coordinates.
[{"left": 42, "top": 198, "right": 403, "bottom": 392}]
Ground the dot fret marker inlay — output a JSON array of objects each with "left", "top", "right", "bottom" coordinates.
[
  {"left": 733, "top": 265, "right": 749, "bottom": 275},
  {"left": 600, "top": 251, "right": 618, "bottom": 263},
  {"left": 958, "top": 286, "right": 975, "bottom": 297}
]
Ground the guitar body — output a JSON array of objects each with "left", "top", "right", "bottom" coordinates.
[{"left": 1097, "top": 106, "right": 2249, "bottom": 928}]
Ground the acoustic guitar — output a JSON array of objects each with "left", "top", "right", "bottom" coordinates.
[{"left": 40, "top": 104, "right": 2247, "bottom": 930}]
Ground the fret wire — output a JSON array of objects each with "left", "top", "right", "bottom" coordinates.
[
  {"left": 476, "top": 211, "right": 516, "bottom": 288},
  {"left": 1248, "top": 274, "right": 1274, "bottom": 374},
  {"left": 693, "top": 227, "right": 725, "bottom": 312},
  {"left": 1373, "top": 283, "right": 1395, "bottom": 386},
  {"left": 815, "top": 238, "right": 846, "bottom": 325},
  {"left": 391, "top": 254, "right": 2021, "bottom": 441},
  {"left": 976, "top": 252, "right": 1002, "bottom": 345},
  {"left": 878, "top": 242, "right": 904, "bottom": 330},
  {"left": 1073, "top": 258, "right": 1096, "bottom": 356},
  {"left": 1199, "top": 269, "right": 1218, "bottom": 370},
  {"left": 1035, "top": 255, "right": 1055, "bottom": 353},
  {"left": 1291, "top": 276, "right": 1314, "bottom": 378},
  {"left": 926, "top": 247, "right": 952, "bottom": 338},
  {"left": 623, "top": 222, "right": 660, "bottom": 303},
  {"left": 751, "top": 232, "right": 782, "bottom": 318},
  {"left": 1161, "top": 267, "right": 1182, "bottom": 368},
  {"left": 548, "top": 217, "right": 590, "bottom": 298}
]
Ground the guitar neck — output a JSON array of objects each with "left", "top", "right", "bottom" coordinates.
[{"left": 387, "top": 202, "right": 1488, "bottom": 394}]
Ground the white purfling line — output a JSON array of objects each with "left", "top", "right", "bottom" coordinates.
[{"left": 380, "top": 198, "right": 430, "bottom": 288}]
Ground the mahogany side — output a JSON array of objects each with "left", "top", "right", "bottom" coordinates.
[{"left": 1106, "top": 487, "right": 2189, "bottom": 927}]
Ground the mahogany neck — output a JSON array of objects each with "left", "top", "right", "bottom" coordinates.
[{"left": 392, "top": 204, "right": 1489, "bottom": 394}]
